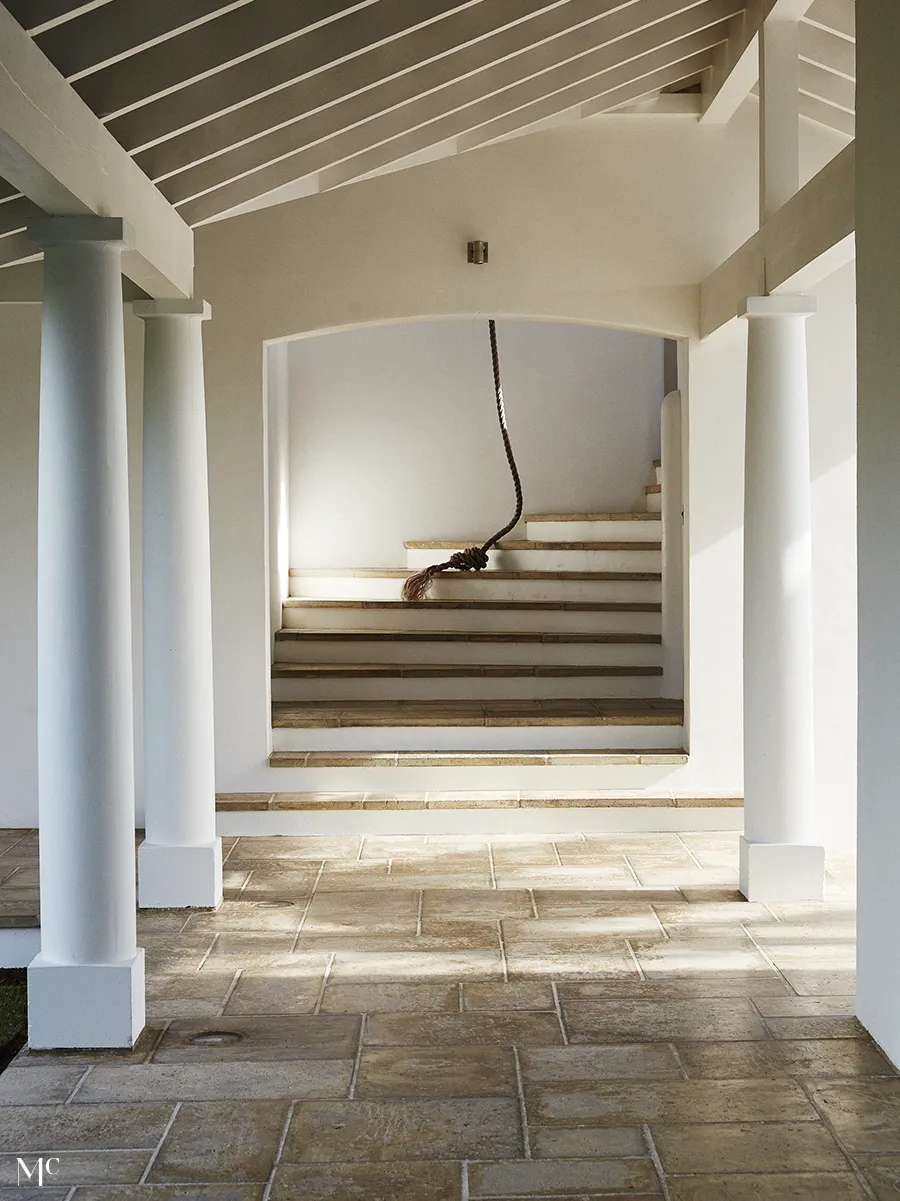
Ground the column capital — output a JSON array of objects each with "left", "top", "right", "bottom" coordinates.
[
  {"left": 27, "top": 216, "right": 132, "bottom": 249},
  {"left": 740, "top": 295, "right": 817, "bottom": 320},
  {"left": 132, "top": 299, "right": 211, "bottom": 320}
]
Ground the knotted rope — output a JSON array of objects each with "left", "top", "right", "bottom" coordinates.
[{"left": 401, "top": 319, "right": 523, "bottom": 602}]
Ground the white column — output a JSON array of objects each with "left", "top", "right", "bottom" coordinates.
[
  {"left": 134, "top": 301, "right": 222, "bottom": 909},
  {"left": 759, "top": 17, "right": 800, "bottom": 224},
  {"left": 27, "top": 217, "right": 144, "bottom": 1049},
  {"left": 660, "top": 389, "right": 684, "bottom": 698},
  {"left": 740, "top": 295, "right": 824, "bottom": 901}
]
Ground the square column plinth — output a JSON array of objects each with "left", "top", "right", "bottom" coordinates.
[
  {"left": 28, "top": 951, "right": 145, "bottom": 1049},
  {"left": 739, "top": 838, "right": 825, "bottom": 902},
  {"left": 138, "top": 840, "right": 223, "bottom": 909}
]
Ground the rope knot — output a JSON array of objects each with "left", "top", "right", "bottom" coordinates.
[{"left": 447, "top": 546, "right": 489, "bottom": 572}]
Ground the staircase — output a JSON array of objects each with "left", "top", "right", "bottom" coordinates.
[{"left": 264, "top": 456, "right": 689, "bottom": 775}]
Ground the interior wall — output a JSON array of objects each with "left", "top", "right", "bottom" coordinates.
[{"left": 286, "top": 319, "right": 664, "bottom": 569}]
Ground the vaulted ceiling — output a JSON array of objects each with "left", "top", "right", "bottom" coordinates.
[{"left": 0, "top": 0, "right": 855, "bottom": 271}]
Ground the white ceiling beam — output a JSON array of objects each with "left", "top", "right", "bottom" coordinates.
[
  {"left": 0, "top": 2, "right": 193, "bottom": 296},
  {"left": 798, "top": 92, "right": 854, "bottom": 136},
  {"left": 455, "top": 46, "right": 715, "bottom": 151},
  {"left": 135, "top": 0, "right": 637, "bottom": 183},
  {"left": 179, "top": 0, "right": 735, "bottom": 224},
  {"left": 799, "top": 21, "right": 855, "bottom": 79},
  {"left": 798, "top": 59, "right": 854, "bottom": 111},
  {"left": 601, "top": 91, "right": 705, "bottom": 116},
  {"left": 803, "top": 0, "right": 854, "bottom": 41},
  {"left": 700, "top": 140, "right": 853, "bottom": 336},
  {"left": 701, "top": 0, "right": 816, "bottom": 125}
]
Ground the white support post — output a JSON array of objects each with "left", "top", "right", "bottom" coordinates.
[
  {"left": 660, "top": 390, "right": 684, "bottom": 698},
  {"left": 134, "top": 300, "right": 222, "bottom": 909},
  {"left": 759, "top": 16, "right": 801, "bottom": 225},
  {"left": 27, "top": 216, "right": 145, "bottom": 1049},
  {"left": 739, "top": 295, "right": 824, "bottom": 901}
]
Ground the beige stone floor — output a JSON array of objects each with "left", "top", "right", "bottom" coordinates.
[{"left": 0, "top": 827, "right": 896, "bottom": 1199}]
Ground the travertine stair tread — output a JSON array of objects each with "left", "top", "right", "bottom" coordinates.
[
  {"left": 646, "top": 484, "right": 662, "bottom": 494},
  {"left": 273, "top": 698, "right": 683, "bottom": 728},
  {"left": 271, "top": 662, "right": 663, "bottom": 678},
  {"left": 284, "top": 599, "right": 662, "bottom": 612},
  {"left": 268, "top": 749, "right": 687, "bottom": 768},
  {"left": 275, "top": 629, "right": 662, "bottom": 644},
  {"left": 404, "top": 539, "right": 661, "bottom": 550},
  {"left": 217, "top": 790, "right": 735, "bottom": 811},
  {"left": 525, "top": 512, "right": 660, "bottom": 522},
  {"left": 289, "top": 568, "right": 662, "bottom": 581}
]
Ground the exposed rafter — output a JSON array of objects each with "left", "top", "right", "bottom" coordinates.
[{"left": 0, "top": 2, "right": 192, "bottom": 293}]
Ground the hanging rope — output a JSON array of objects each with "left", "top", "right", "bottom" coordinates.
[{"left": 401, "top": 319, "right": 524, "bottom": 602}]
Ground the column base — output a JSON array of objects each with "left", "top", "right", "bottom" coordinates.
[
  {"left": 138, "top": 839, "right": 223, "bottom": 909},
  {"left": 28, "top": 950, "right": 145, "bottom": 1049},
  {"left": 739, "top": 837, "right": 825, "bottom": 901}
]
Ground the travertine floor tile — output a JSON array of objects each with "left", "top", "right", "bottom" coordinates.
[
  {"left": 268, "top": 1161, "right": 462, "bottom": 1201},
  {"left": 364, "top": 1010, "right": 564, "bottom": 1046},
  {"left": 558, "top": 974, "right": 792, "bottom": 1000},
  {"left": 463, "top": 982, "right": 555, "bottom": 1010},
  {"left": 69, "top": 1189, "right": 263, "bottom": 1200},
  {"left": 0, "top": 1150, "right": 149, "bottom": 1187},
  {"left": 854, "top": 1153, "right": 900, "bottom": 1200},
  {"left": 0, "top": 1103, "right": 174, "bottom": 1151},
  {"left": 354, "top": 1046, "right": 516, "bottom": 1098},
  {"left": 328, "top": 948, "right": 504, "bottom": 983},
  {"left": 282, "top": 1097, "right": 521, "bottom": 1161},
  {"left": 563, "top": 998, "right": 769, "bottom": 1043},
  {"left": 152, "top": 1015, "right": 360, "bottom": 1063},
  {"left": 520, "top": 1045, "right": 682, "bottom": 1084},
  {"left": 73, "top": 1061, "right": 353, "bottom": 1103},
  {"left": 809, "top": 1080, "right": 900, "bottom": 1152},
  {"left": 530, "top": 1125, "right": 647, "bottom": 1159},
  {"left": 529, "top": 1079, "right": 818, "bottom": 1126},
  {"left": 146, "top": 1101, "right": 288, "bottom": 1183},
  {"left": 320, "top": 982, "right": 459, "bottom": 1013},
  {"left": 222, "top": 969, "right": 322, "bottom": 1015},
  {"left": 651, "top": 1121, "right": 848, "bottom": 1173},
  {"left": 677, "top": 1038, "right": 896, "bottom": 1080},
  {"left": 467, "top": 1157, "right": 661, "bottom": 1196},
  {"left": 422, "top": 889, "right": 533, "bottom": 921},
  {"left": 0, "top": 1065, "right": 88, "bottom": 1105},
  {"left": 666, "top": 1173, "right": 870, "bottom": 1200}
]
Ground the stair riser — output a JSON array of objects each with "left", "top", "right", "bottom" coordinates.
[
  {"left": 271, "top": 676, "right": 663, "bottom": 701},
  {"left": 289, "top": 577, "right": 661, "bottom": 603},
  {"left": 655, "top": 465, "right": 662, "bottom": 486},
  {"left": 647, "top": 493, "right": 662, "bottom": 513},
  {"left": 271, "top": 724, "right": 684, "bottom": 752},
  {"left": 282, "top": 606, "right": 661, "bottom": 634},
  {"left": 274, "top": 642, "right": 662, "bottom": 667},
  {"left": 525, "top": 520, "right": 661, "bottom": 542},
  {"left": 406, "top": 548, "right": 661, "bottom": 572}
]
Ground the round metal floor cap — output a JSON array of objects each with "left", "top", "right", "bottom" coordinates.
[
  {"left": 189, "top": 1030, "right": 244, "bottom": 1046},
  {"left": 255, "top": 900, "right": 294, "bottom": 908}
]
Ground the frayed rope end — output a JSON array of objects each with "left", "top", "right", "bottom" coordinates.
[{"left": 401, "top": 567, "right": 439, "bottom": 602}]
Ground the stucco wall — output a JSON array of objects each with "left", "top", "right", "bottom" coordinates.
[{"left": 286, "top": 319, "right": 664, "bottom": 569}]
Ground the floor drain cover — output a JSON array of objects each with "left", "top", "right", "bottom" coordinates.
[
  {"left": 255, "top": 900, "right": 294, "bottom": 908},
  {"left": 189, "top": 1030, "right": 244, "bottom": 1046}
]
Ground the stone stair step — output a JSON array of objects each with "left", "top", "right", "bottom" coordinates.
[
  {"left": 273, "top": 629, "right": 662, "bottom": 667},
  {"left": 268, "top": 749, "right": 687, "bottom": 768},
  {"left": 289, "top": 569, "right": 661, "bottom": 603},
  {"left": 404, "top": 541, "right": 661, "bottom": 573},
  {"left": 271, "top": 699, "right": 683, "bottom": 728},
  {"left": 281, "top": 598, "right": 661, "bottom": 634},
  {"left": 217, "top": 791, "right": 739, "bottom": 811},
  {"left": 525, "top": 514, "right": 661, "bottom": 542}
]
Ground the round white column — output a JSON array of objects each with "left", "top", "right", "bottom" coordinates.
[
  {"left": 135, "top": 300, "right": 222, "bottom": 908},
  {"left": 660, "top": 390, "right": 684, "bottom": 698},
  {"left": 739, "top": 294, "right": 824, "bottom": 901},
  {"left": 27, "top": 217, "right": 145, "bottom": 1049}
]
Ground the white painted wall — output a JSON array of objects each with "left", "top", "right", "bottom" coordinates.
[{"left": 287, "top": 320, "right": 663, "bottom": 569}]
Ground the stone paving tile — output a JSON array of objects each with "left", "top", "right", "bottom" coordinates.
[
  {"left": 677, "top": 1038, "right": 897, "bottom": 1080},
  {"left": 354, "top": 1046, "right": 517, "bottom": 1098},
  {"left": 364, "top": 1011, "right": 564, "bottom": 1046},
  {"left": 462, "top": 982, "right": 556, "bottom": 1010},
  {"left": 854, "top": 1153, "right": 900, "bottom": 1200},
  {"left": 319, "top": 982, "right": 459, "bottom": 1013},
  {"left": 467, "top": 1158, "right": 661, "bottom": 1196},
  {"left": 531, "top": 1125, "right": 648, "bottom": 1158},
  {"left": 222, "top": 969, "right": 322, "bottom": 1015},
  {"left": 72, "top": 1061, "right": 353, "bottom": 1103},
  {"left": 754, "top": 995, "right": 859, "bottom": 1018},
  {"left": 268, "top": 1161, "right": 462, "bottom": 1200},
  {"left": 152, "top": 1015, "right": 360, "bottom": 1063},
  {"left": 764, "top": 1015, "right": 868, "bottom": 1040},
  {"left": 665, "top": 1174, "right": 871, "bottom": 1200},
  {"left": 528, "top": 1079, "right": 819, "bottom": 1126},
  {"left": 651, "top": 1121, "right": 849, "bottom": 1173},
  {"left": 327, "top": 948, "right": 505, "bottom": 982},
  {"left": 282, "top": 1097, "right": 522, "bottom": 1161},
  {"left": 71, "top": 1188, "right": 264, "bottom": 1200},
  {"left": 563, "top": 998, "right": 769, "bottom": 1043},
  {"left": 533, "top": 890, "right": 684, "bottom": 916},
  {"left": 520, "top": 1045, "right": 682, "bottom": 1084},
  {"left": 0, "top": 1150, "right": 150, "bottom": 1187},
  {"left": 808, "top": 1080, "right": 900, "bottom": 1152},
  {"left": 0, "top": 1064, "right": 87, "bottom": 1104},
  {"left": 557, "top": 974, "right": 792, "bottom": 1000},
  {"left": 302, "top": 889, "right": 420, "bottom": 934},
  {"left": 0, "top": 1104, "right": 174, "bottom": 1151},
  {"left": 146, "top": 1100, "right": 288, "bottom": 1183},
  {"left": 144, "top": 971, "right": 236, "bottom": 1020},
  {"left": 422, "top": 889, "right": 534, "bottom": 921}
]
